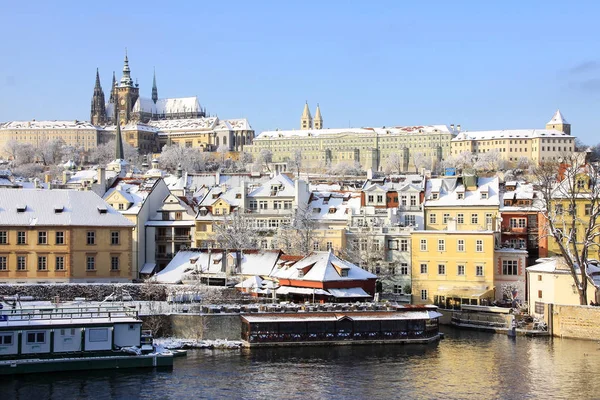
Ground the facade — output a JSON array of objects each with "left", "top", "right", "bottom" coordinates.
[
  {"left": 423, "top": 175, "right": 500, "bottom": 231},
  {"left": 245, "top": 108, "right": 455, "bottom": 172},
  {"left": 411, "top": 231, "right": 497, "bottom": 307},
  {"left": 0, "top": 120, "right": 100, "bottom": 159},
  {"left": 493, "top": 248, "right": 528, "bottom": 304},
  {"left": 0, "top": 190, "right": 134, "bottom": 283},
  {"left": 451, "top": 110, "right": 575, "bottom": 167}
]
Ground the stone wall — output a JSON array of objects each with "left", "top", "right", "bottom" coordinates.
[
  {"left": 550, "top": 304, "right": 600, "bottom": 340},
  {"left": 170, "top": 314, "right": 241, "bottom": 340}
]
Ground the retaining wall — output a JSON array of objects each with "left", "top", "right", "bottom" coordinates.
[{"left": 550, "top": 304, "right": 600, "bottom": 340}]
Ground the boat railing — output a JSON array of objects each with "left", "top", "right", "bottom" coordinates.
[{"left": 0, "top": 306, "right": 139, "bottom": 324}]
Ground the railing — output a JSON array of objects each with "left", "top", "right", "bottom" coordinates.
[
  {"left": 0, "top": 306, "right": 138, "bottom": 324},
  {"left": 398, "top": 205, "right": 421, "bottom": 212},
  {"left": 156, "top": 234, "right": 191, "bottom": 241}
]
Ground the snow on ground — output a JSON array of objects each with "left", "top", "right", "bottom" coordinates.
[{"left": 153, "top": 337, "right": 243, "bottom": 350}]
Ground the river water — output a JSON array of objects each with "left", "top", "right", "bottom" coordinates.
[{"left": 2, "top": 327, "right": 600, "bottom": 400}]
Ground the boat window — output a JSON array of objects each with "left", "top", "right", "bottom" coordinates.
[
  {"left": 26, "top": 331, "right": 46, "bottom": 344},
  {"left": 0, "top": 334, "right": 13, "bottom": 345},
  {"left": 89, "top": 328, "right": 109, "bottom": 342}
]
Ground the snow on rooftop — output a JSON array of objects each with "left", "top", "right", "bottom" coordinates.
[
  {"left": 453, "top": 128, "right": 571, "bottom": 141},
  {"left": 256, "top": 125, "right": 455, "bottom": 139},
  {"left": 1, "top": 120, "right": 98, "bottom": 130},
  {"left": 273, "top": 251, "right": 376, "bottom": 282},
  {"left": 247, "top": 174, "right": 296, "bottom": 198},
  {"left": 425, "top": 176, "right": 499, "bottom": 207},
  {"left": 547, "top": 109, "right": 568, "bottom": 125}
]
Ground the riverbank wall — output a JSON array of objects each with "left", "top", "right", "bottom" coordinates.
[
  {"left": 167, "top": 314, "right": 242, "bottom": 340},
  {"left": 548, "top": 304, "right": 600, "bottom": 340}
]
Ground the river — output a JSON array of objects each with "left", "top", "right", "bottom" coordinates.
[{"left": 2, "top": 327, "right": 600, "bottom": 400}]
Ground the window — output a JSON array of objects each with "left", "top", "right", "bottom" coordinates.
[
  {"left": 438, "top": 264, "right": 446, "bottom": 275},
  {"left": 17, "top": 256, "right": 26, "bottom": 270},
  {"left": 284, "top": 201, "right": 292, "bottom": 210},
  {"left": 162, "top": 212, "right": 170, "bottom": 221},
  {"left": 476, "top": 265, "right": 484, "bottom": 276},
  {"left": 35, "top": 231, "right": 47, "bottom": 245},
  {"left": 0, "top": 231, "right": 6, "bottom": 244},
  {"left": 17, "top": 231, "right": 26, "bottom": 245},
  {"left": 56, "top": 256, "right": 65, "bottom": 271},
  {"left": 404, "top": 215, "right": 416, "bottom": 226},
  {"left": 421, "top": 289, "right": 428, "bottom": 301},
  {"left": 420, "top": 263, "right": 428, "bottom": 274},
  {"left": 481, "top": 192, "right": 488, "bottom": 199},
  {"left": 86, "top": 256, "right": 95, "bottom": 271},
  {"left": 457, "top": 265, "right": 465, "bottom": 275},
  {"left": 56, "top": 231, "right": 65, "bottom": 245},
  {"left": 432, "top": 193, "right": 439, "bottom": 200},
  {"left": 400, "top": 239, "right": 408, "bottom": 252},
  {"left": 457, "top": 193, "right": 464, "bottom": 200},
  {"left": 273, "top": 201, "right": 283, "bottom": 210},
  {"left": 0, "top": 256, "right": 6, "bottom": 271},
  {"left": 368, "top": 195, "right": 374, "bottom": 202},
  {"left": 438, "top": 239, "right": 445, "bottom": 252},
  {"left": 377, "top": 195, "right": 384, "bottom": 203},
  {"left": 111, "top": 231, "right": 120, "bottom": 245},
  {"left": 420, "top": 239, "right": 427, "bottom": 251},
  {"left": 503, "top": 260, "right": 518, "bottom": 275},
  {"left": 87, "top": 231, "right": 96, "bottom": 245},
  {"left": 443, "top": 213, "right": 450, "bottom": 224},
  {"left": 555, "top": 204, "right": 563, "bottom": 215},
  {"left": 0, "top": 333, "right": 13, "bottom": 345},
  {"left": 410, "top": 195, "right": 417, "bottom": 206},
  {"left": 111, "top": 256, "right": 120, "bottom": 271},
  {"left": 585, "top": 204, "right": 592, "bottom": 216},
  {"left": 175, "top": 212, "right": 182, "bottom": 220},
  {"left": 388, "top": 240, "right": 398, "bottom": 250},
  {"left": 259, "top": 201, "right": 268, "bottom": 210},
  {"left": 400, "top": 263, "right": 409, "bottom": 275},
  {"left": 26, "top": 332, "right": 46, "bottom": 344},
  {"left": 313, "top": 242, "right": 320, "bottom": 250},
  {"left": 457, "top": 239, "right": 465, "bottom": 252},
  {"left": 118, "top": 203, "right": 124, "bottom": 210},
  {"left": 476, "top": 240, "right": 483, "bottom": 252},
  {"left": 261, "top": 240, "right": 268, "bottom": 249},
  {"left": 393, "top": 285, "right": 402, "bottom": 294},
  {"left": 471, "top": 214, "right": 478, "bottom": 225},
  {"left": 326, "top": 241, "right": 333, "bottom": 250},
  {"left": 510, "top": 218, "right": 526, "bottom": 228},
  {"left": 249, "top": 200, "right": 257, "bottom": 210},
  {"left": 538, "top": 290, "right": 543, "bottom": 299},
  {"left": 88, "top": 328, "right": 109, "bottom": 342},
  {"left": 538, "top": 275, "right": 542, "bottom": 281},
  {"left": 485, "top": 213, "right": 493, "bottom": 228},
  {"left": 457, "top": 213, "right": 464, "bottom": 224},
  {"left": 37, "top": 256, "right": 47, "bottom": 271},
  {"left": 429, "top": 213, "right": 437, "bottom": 224}
]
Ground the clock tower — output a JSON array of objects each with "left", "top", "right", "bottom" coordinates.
[{"left": 115, "top": 51, "right": 139, "bottom": 125}]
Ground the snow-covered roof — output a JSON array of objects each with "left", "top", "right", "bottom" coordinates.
[
  {"left": 256, "top": 124, "right": 455, "bottom": 139},
  {"left": 0, "top": 189, "right": 134, "bottom": 227},
  {"left": 273, "top": 251, "right": 376, "bottom": 282},
  {"left": 237, "top": 250, "right": 281, "bottom": 276},
  {"left": 547, "top": 109, "right": 568, "bottom": 125},
  {"left": 500, "top": 182, "right": 545, "bottom": 211},
  {"left": 247, "top": 174, "right": 295, "bottom": 198},
  {"left": 309, "top": 192, "right": 361, "bottom": 221},
  {"left": 241, "top": 310, "right": 440, "bottom": 323},
  {"left": 132, "top": 96, "right": 202, "bottom": 115},
  {"left": 153, "top": 250, "right": 213, "bottom": 284},
  {"left": 424, "top": 176, "right": 500, "bottom": 207},
  {"left": 0, "top": 120, "right": 98, "bottom": 130},
  {"left": 453, "top": 129, "right": 572, "bottom": 141}
]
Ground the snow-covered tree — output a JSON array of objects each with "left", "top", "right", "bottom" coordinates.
[
  {"left": 3, "top": 139, "right": 21, "bottom": 161},
  {"left": 413, "top": 152, "right": 432, "bottom": 172},
  {"left": 288, "top": 149, "right": 303, "bottom": 177},
  {"left": 213, "top": 211, "right": 259, "bottom": 250},
  {"left": 442, "top": 151, "right": 474, "bottom": 171},
  {"left": 534, "top": 155, "right": 600, "bottom": 305},
  {"left": 61, "top": 145, "right": 85, "bottom": 165},
  {"left": 327, "top": 161, "right": 363, "bottom": 176},
  {"left": 474, "top": 149, "right": 503, "bottom": 172},
  {"left": 159, "top": 144, "right": 207, "bottom": 173},
  {"left": 35, "top": 138, "right": 65, "bottom": 166},
  {"left": 383, "top": 153, "right": 403, "bottom": 174},
  {"left": 89, "top": 141, "right": 115, "bottom": 165},
  {"left": 253, "top": 149, "right": 273, "bottom": 173}
]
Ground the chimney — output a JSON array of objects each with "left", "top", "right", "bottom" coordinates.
[
  {"left": 62, "top": 171, "right": 69, "bottom": 185},
  {"left": 215, "top": 170, "right": 221, "bottom": 185},
  {"left": 44, "top": 173, "right": 51, "bottom": 183},
  {"left": 457, "top": 124, "right": 461, "bottom": 132},
  {"left": 367, "top": 168, "right": 373, "bottom": 180},
  {"left": 97, "top": 167, "right": 106, "bottom": 189},
  {"left": 33, "top": 179, "right": 39, "bottom": 189},
  {"left": 450, "top": 124, "right": 454, "bottom": 130},
  {"left": 177, "top": 164, "right": 183, "bottom": 179}
]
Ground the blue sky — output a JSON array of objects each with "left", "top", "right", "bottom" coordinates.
[{"left": 1, "top": 1, "right": 599, "bottom": 143}]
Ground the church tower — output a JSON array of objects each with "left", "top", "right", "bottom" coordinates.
[
  {"left": 546, "top": 109, "right": 571, "bottom": 135},
  {"left": 115, "top": 51, "right": 140, "bottom": 125},
  {"left": 300, "top": 101, "right": 312, "bottom": 130},
  {"left": 90, "top": 68, "right": 107, "bottom": 125},
  {"left": 152, "top": 69, "right": 158, "bottom": 104},
  {"left": 314, "top": 103, "right": 323, "bottom": 130}
]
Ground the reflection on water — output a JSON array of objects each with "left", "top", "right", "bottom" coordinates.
[{"left": 2, "top": 327, "right": 600, "bottom": 400}]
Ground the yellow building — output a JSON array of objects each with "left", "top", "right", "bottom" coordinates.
[
  {"left": 0, "top": 120, "right": 100, "bottom": 159},
  {"left": 411, "top": 231, "right": 496, "bottom": 307},
  {"left": 423, "top": 175, "right": 500, "bottom": 231},
  {"left": 0, "top": 190, "right": 134, "bottom": 283},
  {"left": 451, "top": 110, "right": 575, "bottom": 167}
]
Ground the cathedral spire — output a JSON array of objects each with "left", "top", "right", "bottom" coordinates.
[
  {"left": 90, "top": 68, "right": 106, "bottom": 125},
  {"left": 109, "top": 71, "right": 116, "bottom": 103},
  {"left": 120, "top": 49, "right": 134, "bottom": 87},
  {"left": 300, "top": 101, "right": 312, "bottom": 130},
  {"left": 314, "top": 103, "right": 323, "bottom": 130},
  {"left": 152, "top": 68, "right": 158, "bottom": 104},
  {"left": 114, "top": 100, "right": 125, "bottom": 160}
]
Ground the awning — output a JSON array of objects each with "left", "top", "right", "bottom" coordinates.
[
  {"left": 327, "top": 287, "right": 372, "bottom": 298},
  {"left": 276, "top": 287, "right": 330, "bottom": 296},
  {"left": 436, "top": 286, "right": 495, "bottom": 299},
  {"left": 140, "top": 263, "right": 156, "bottom": 274}
]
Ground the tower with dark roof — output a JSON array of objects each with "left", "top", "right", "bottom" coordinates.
[
  {"left": 152, "top": 68, "right": 158, "bottom": 104},
  {"left": 90, "top": 68, "right": 107, "bottom": 125},
  {"left": 115, "top": 50, "right": 139, "bottom": 125}
]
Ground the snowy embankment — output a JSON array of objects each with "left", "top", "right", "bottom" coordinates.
[{"left": 153, "top": 337, "right": 243, "bottom": 350}]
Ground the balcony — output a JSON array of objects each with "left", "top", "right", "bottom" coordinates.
[
  {"left": 156, "top": 234, "right": 192, "bottom": 241},
  {"left": 247, "top": 209, "right": 294, "bottom": 215},
  {"left": 501, "top": 226, "right": 532, "bottom": 235},
  {"left": 398, "top": 205, "right": 421, "bottom": 212}
]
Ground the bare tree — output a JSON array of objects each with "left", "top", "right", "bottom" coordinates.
[
  {"left": 474, "top": 149, "right": 503, "bottom": 172},
  {"left": 213, "top": 211, "right": 259, "bottom": 250},
  {"left": 413, "top": 152, "right": 432, "bottom": 172},
  {"left": 160, "top": 144, "right": 207, "bottom": 173},
  {"left": 288, "top": 149, "right": 303, "bottom": 178},
  {"left": 383, "top": 153, "right": 403, "bottom": 174},
  {"left": 534, "top": 155, "right": 600, "bottom": 305},
  {"left": 253, "top": 149, "right": 273, "bottom": 173},
  {"left": 341, "top": 230, "right": 386, "bottom": 271},
  {"left": 442, "top": 151, "right": 474, "bottom": 171},
  {"left": 3, "top": 139, "right": 21, "bottom": 161},
  {"left": 36, "top": 138, "right": 65, "bottom": 166}
]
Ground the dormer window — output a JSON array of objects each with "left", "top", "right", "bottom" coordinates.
[
  {"left": 340, "top": 269, "right": 348, "bottom": 277},
  {"left": 457, "top": 193, "right": 464, "bottom": 200},
  {"left": 235, "top": 193, "right": 241, "bottom": 199},
  {"left": 54, "top": 206, "right": 64, "bottom": 214},
  {"left": 329, "top": 208, "right": 337, "bottom": 214},
  {"left": 432, "top": 193, "right": 439, "bottom": 200},
  {"left": 97, "top": 206, "right": 108, "bottom": 214},
  {"left": 16, "top": 205, "right": 26, "bottom": 213},
  {"left": 481, "top": 192, "right": 488, "bottom": 199}
]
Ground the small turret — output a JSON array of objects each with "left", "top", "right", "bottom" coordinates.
[
  {"left": 300, "top": 101, "right": 312, "bottom": 130},
  {"left": 546, "top": 109, "right": 571, "bottom": 135},
  {"left": 152, "top": 68, "right": 158, "bottom": 104},
  {"left": 314, "top": 103, "right": 323, "bottom": 130},
  {"left": 120, "top": 50, "right": 134, "bottom": 87}
]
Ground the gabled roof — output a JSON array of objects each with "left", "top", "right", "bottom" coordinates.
[
  {"left": 247, "top": 174, "right": 295, "bottom": 197},
  {"left": 272, "top": 251, "right": 376, "bottom": 282},
  {"left": 425, "top": 176, "right": 500, "bottom": 207},
  {"left": 0, "top": 189, "right": 134, "bottom": 227},
  {"left": 547, "top": 109, "right": 568, "bottom": 125}
]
